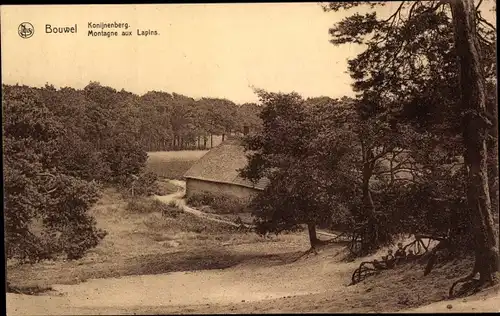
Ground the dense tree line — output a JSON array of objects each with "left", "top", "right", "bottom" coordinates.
[
  {"left": 39, "top": 82, "right": 260, "bottom": 151},
  {"left": 2, "top": 82, "right": 261, "bottom": 262},
  {"left": 241, "top": 0, "right": 498, "bottom": 293},
  {"left": 138, "top": 91, "right": 262, "bottom": 151}
]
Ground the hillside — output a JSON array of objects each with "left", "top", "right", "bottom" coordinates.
[{"left": 7, "top": 185, "right": 499, "bottom": 315}]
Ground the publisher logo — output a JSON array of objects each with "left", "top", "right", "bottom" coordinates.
[{"left": 18, "top": 22, "right": 34, "bottom": 39}]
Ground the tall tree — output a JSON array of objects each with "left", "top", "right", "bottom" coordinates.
[
  {"left": 241, "top": 91, "right": 323, "bottom": 247},
  {"left": 241, "top": 91, "right": 360, "bottom": 248},
  {"left": 323, "top": 0, "right": 498, "bottom": 290},
  {"left": 448, "top": 0, "right": 499, "bottom": 286}
]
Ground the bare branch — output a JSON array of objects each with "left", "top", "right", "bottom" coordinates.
[
  {"left": 391, "top": 157, "right": 414, "bottom": 171},
  {"left": 477, "top": 11, "right": 497, "bottom": 31},
  {"left": 390, "top": 177, "right": 423, "bottom": 185},
  {"left": 374, "top": 1, "right": 407, "bottom": 46},
  {"left": 384, "top": 1, "right": 407, "bottom": 23},
  {"left": 477, "top": 30, "right": 494, "bottom": 46},
  {"left": 476, "top": 0, "right": 484, "bottom": 11},
  {"left": 392, "top": 148, "right": 410, "bottom": 158},
  {"left": 373, "top": 167, "right": 423, "bottom": 177},
  {"left": 422, "top": 0, "right": 449, "bottom": 15},
  {"left": 367, "top": 146, "right": 393, "bottom": 164}
]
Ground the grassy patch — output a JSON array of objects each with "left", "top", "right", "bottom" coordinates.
[
  {"left": 143, "top": 211, "right": 239, "bottom": 235},
  {"left": 125, "top": 197, "right": 183, "bottom": 218},
  {"left": 6, "top": 282, "right": 54, "bottom": 295},
  {"left": 187, "top": 191, "right": 247, "bottom": 214},
  {"left": 126, "top": 198, "right": 165, "bottom": 214}
]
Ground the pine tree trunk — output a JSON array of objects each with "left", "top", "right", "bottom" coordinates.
[
  {"left": 362, "top": 163, "right": 375, "bottom": 214},
  {"left": 450, "top": 0, "right": 499, "bottom": 283},
  {"left": 307, "top": 222, "right": 319, "bottom": 248},
  {"left": 486, "top": 89, "right": 499, "bottom": 222}
]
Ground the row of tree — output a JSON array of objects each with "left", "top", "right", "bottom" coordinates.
[
  {"left": 241, "top": 0, "right": 498, "bottom": 290},
  {"left": 138, "top": 89, "right": 262, "bottom": 151}
]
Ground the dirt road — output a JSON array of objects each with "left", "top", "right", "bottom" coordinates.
[
  {"left": 7, "top": 245, "right": 353, "bottom": 315},
  {"left": 8, "top": 253, "right": 499, "bottom": 315}
]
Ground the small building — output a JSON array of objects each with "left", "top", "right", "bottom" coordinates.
[{"left": 183, "top": 138, "right": 269, "bottom": 202}]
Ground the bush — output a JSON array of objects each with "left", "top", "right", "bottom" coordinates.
[
  {"left": 4, "top": 172, "right": 107, "bottom": 262},
  {"left": 131, "top": 172, "right": 160, "bottom": 197},
  {"left": 167, "top": 200, "right": 179, "bottom": 208},
  {"left": 118, "top": 171, "right": 165, "bottom": 199},
  {"left": 126, "top": 198, "right": 161, "bottom": 213},
  {"left": 186, "top": 192, "right": 246, "bottom": 214},
  {"left": 100, "top": 135, "right": 148, "bottom": 185}
]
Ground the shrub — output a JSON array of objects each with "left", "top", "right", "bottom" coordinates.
[
  {"left": 167, "top": 200, "right": 179, "bottom": 208},
  {"left": 118, "top": 171, "right": 164, "bottom": 199},
  {"left": 126, "top": 198, "right": 160, "bottom": 213},
  {"left": 186, "top": 192, "right": 247, "bottom": 214},
  {"left": 4, "top": 171, "right": 107, "bottom": 262},
  {"left": 132, "top": 172, "right": 159, "bottom": 197},
  {"left": 162, "top": 205, "right": 183, "bottom": 218},
  {"left": 126, "top": 197, "right": 182, "bottom": 218}
]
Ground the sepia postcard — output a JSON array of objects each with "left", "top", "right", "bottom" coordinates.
[{"left": 2, "top": 2, "right": 499, "bottom": 315}]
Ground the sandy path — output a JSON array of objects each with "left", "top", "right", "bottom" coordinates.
[
  {"left": 154, "top": 191, "right": 245, "bottom": 228},
  {"left": 153, "top": 180, "right": 341, "bottom": 238}
]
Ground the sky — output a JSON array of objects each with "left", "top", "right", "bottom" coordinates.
[{"left": 0, "top": 2, "right": 495, "bottom": 104}]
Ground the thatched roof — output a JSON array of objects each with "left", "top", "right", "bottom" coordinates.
[{"left": 184, "top": 138, "right": 269, "bottom": 190}]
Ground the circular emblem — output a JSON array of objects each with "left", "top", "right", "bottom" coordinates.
[{"left": 18, "top": 22, "right": 34, "bottom": 39}]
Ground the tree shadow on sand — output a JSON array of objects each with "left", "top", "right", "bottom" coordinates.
[{"left": 122, "top": 248, "right": 305, "bottom": 276}]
